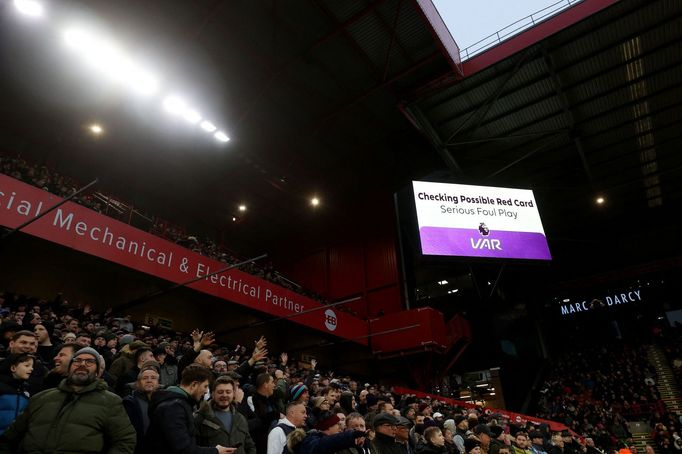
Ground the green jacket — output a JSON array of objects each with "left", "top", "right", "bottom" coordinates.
[
  {"left": 194, "top": 400, "right": 256, "bottom": 454},
  {"left": 0, "top": 378, "right": 136, "bottom": 453}
]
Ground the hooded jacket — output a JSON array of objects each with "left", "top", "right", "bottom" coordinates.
[
  {"left": 144, "top": 386, "right": 216, "bottom": 454},
  {"left": 0, "top": 378, "right": 136, "bottom": 453}
]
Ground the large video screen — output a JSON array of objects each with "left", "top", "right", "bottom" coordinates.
[{"left": 412, "top": 181, "right": 551, "bottom": 260}]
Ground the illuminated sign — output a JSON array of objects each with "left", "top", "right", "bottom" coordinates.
[
  {"left": 412, "top": 181, "right": 551, "bottom": 260},
  {"left": 558, "top": 289, "right": 643, "bottom": 316}
]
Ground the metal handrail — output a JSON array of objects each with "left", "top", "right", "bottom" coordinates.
[{"left": 460, "top": 0, "right": 583, "bottom": 61}]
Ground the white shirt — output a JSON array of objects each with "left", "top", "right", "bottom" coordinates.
[{"left": 267, "top": 417, "right": 296, "bottom": 454}]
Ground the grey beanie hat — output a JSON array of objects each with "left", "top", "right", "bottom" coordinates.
[{"left": 69, "top": 347, "right": 102, "bottom": 374}]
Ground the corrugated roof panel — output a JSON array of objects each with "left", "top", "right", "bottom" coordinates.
[
  {"left": 479, "top": 100, "right": 564, "bottom": 137},
  {"left": 548, "top": 0, "right": 672, "bottom": 68},
  {"left": 393, "top": 3, "right": 438, "bottom": 62},
  {"left": 347, "top": 14, "right": 392, "bottom": 71},
  {"left": 320, "top": 0, "right": 368, "bottom": 23}
]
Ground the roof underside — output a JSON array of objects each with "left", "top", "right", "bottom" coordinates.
[
  {"left": 1, "top": 0, "right": 681, "bottom": 280},
  {"left": 406, "top": 0, "right": 682, "bottom": 272},
  {"left": 0, "top": 0, "right": 450, "bottom": 255}
]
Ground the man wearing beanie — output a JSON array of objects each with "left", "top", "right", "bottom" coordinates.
[
  {"left": 0, "top": 347, "right": 136, "bottom": 453},
  {"left": 33, "top": 323, "right": 54, "bottom": 366},
  {"left": 488, "top": 425, "right": 508, "bottom": 454},
  {"left": 453, "top": 415, "right": 469, "bottom": 454},
  {"left": 290, "top": 383, "right": 309, "bottom": 404}
]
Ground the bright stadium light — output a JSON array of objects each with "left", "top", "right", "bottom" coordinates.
[
  {"left": 89, "top": 123, "right": 104, "bottom": 135},
  {"left": 214, "top": 131, "right": 230, "bottom": 142},
  {"left": 60, "top": 27, "right": 233, "bottom": 143},
  {"left": 84, "top": 41, "right": 129, "bottom": 77},
  {"left": 200, "top": 120, "right": 217, "bottom": 133},
  {"left": 163, "top": 96, "right": 186, "bottom": 115},
  {"left": 63, "top": 28, "right": 159, "bottom": 97},
  {"left": 183, "top": 109, "right": 201, "bottom": 124},
  {"left": 14, "top": 0, "right": 44, "bottom": 18},
  {"left": 129, "top": 70, "right": 159, "bottom": 96},
  {"left": 63, "top": 28, "right": 92, "bottom": 50}
]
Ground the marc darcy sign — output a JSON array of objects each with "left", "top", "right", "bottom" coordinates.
[{"left": 559, "top": 289, "right": 643, "bottom": 316}]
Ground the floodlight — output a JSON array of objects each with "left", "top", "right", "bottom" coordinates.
[
  {"left": 163, "top": 96, "right": 186, "bottom": 115},
  {"left": 183, "top": 109, "right": 201, "bottom": 124},
  {"left": 89, "top": 124, "right": 103, "bottom": 135},
  {"left": 214, "top": 131, "right": 230, "bottom": 142},
  {"left": 14, "top": 0, "right": 43, "bottom": 18},
  {"left": 238, "top": 205, "right": 246, "bottom": 212},
  {"left": 63, "top": 28, "right": 91, "bottom": 50},
  {"left": 130, "top": 70, "right": 159, "bottom": 96},
  {"left": 200, "top": 121, "right": 217, "bottom": 133},
  {"left": 311, "top": 197, "right": 320, "bottom": 207},
  {"left": 85, "top": 41, "right": 127, "bottom": 76}
]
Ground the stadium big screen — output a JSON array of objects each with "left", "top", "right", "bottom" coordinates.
[{"left": 412, "top": 181, "right": 551, "bottom": 261}]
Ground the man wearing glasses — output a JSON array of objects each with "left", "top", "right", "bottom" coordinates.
[
  {"left": 0, "top": 347, "right": 137, "bottom": 453},
  {"left": 371, "top": 413, "right": 404, "bottom": 454}
]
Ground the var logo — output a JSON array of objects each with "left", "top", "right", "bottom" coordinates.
[
  {"left": 470, "top": 238, "right": 502, "bottom": 250},
  {"left": 324, "top": 309, "right": 337, "bottom": 332}
]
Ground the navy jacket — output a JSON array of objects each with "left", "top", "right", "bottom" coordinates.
[
  {"left": 294, "top": 430, "right": 362, "bottom": 454},
  {"left": 144, "top": 386, "right": 216, "bottom": 454}
]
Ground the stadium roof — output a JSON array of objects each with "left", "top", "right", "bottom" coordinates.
[
  {"left": 1, "top": 0, "right": 681, "bottom": 282},
  {"left": 403, "top": 0, "right": 682, "bottom": 277},
  {"left": 0, "top": 0, "right": 455, "bottom": 256}
]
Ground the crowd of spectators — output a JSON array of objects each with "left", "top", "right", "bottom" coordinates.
[
  {"left": 651, "top": 326, "right": 682, "bottom": 453},
  {"left": 534, "top": 343, "right": 664, "bottom": 451},
  {"left": 0, "top": 154, "right": 339, "bottom": 310},
  {"left": 0, "top": 288, "right": 673, "bottom": 454}
]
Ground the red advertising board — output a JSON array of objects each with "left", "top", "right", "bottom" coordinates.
[{"left": 0, "top": 174, "right": 368, "bottom": 344}]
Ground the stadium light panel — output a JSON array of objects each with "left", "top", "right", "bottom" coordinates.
[
  {"left": 163, "top": 96, "right": 186, "bottom": 115},
  {"left": 89, "top": 124, "right": 103, "bottom": 135},
  {"left": 183, "top": 109, "right": 201, "bottom": 124},
  {"left": 214, "top": 131, "right": 230, "bottom": 142},
  {"left": 129, "top": 70, "right": 159, "bottom": 96},
  {"left": 200, "top": 121, "right": 217, "bottom": 133},
  {"left": 14, "top": 0, "right": 44, "bottom": 18},
  {"left": 63, "top": 28, "right": 92, "bottom": 50}
]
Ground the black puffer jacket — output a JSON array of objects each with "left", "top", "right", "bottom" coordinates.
[{"left": 144, "top": 386, "right": 216, "bottom": 454}]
